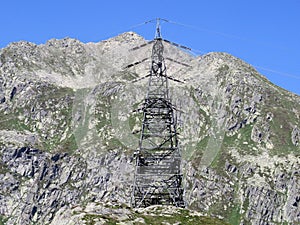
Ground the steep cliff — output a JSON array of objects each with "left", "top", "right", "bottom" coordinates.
[{"left": 0, "top": 32, "right": 299, "bottom": 225}]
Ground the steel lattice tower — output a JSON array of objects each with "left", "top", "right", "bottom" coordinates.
[{"left": 131, "top": 19, "right": 185, "bottom": 208}]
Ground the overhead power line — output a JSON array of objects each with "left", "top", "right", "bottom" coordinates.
[{"left": 102, "top": 18, "right": 300, "bottom": 84}]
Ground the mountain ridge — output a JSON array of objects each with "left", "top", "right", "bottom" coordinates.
[{"left": 0, "top": 32, "right": 299, "bottom": 224}]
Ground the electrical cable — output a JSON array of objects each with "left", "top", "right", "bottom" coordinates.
[{"left": 253, "top": 65, "right": 300, "bottom": 80}]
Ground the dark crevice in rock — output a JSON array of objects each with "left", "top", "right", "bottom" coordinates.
[{"left": 10, "top": 86, "right": 17, "bottom": 100}]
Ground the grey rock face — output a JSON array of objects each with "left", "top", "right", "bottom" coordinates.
[
  {"left": 292, "top": 127, "right": 300, "bottom": 146},
  {"left": 0, "top": 32, "right": 299, "bottom": 224},
  {"left": 1, "top": 146, "right": 133, "bottom": 224}
]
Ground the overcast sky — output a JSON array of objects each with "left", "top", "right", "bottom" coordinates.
[{"left": 1, "top": 0, "right": 299, "bottom": 95}]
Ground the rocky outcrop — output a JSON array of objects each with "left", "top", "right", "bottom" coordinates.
[
  {"left": 292, "top": 126, "right": 300, "bottom": 146},
  {"left": 0, "top": 146, "right": 133, "bottom": 224},
  {"left": 184, "top": 156, "right": 300, "bottom": 225}
]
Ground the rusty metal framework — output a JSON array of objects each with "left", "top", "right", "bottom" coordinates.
[{"left": 131, "top": 18, "right": 185, "bottom": 208}]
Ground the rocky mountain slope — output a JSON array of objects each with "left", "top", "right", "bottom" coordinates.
[{"left": 0, "top": 32, "right": 299, "bottom": 225}]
